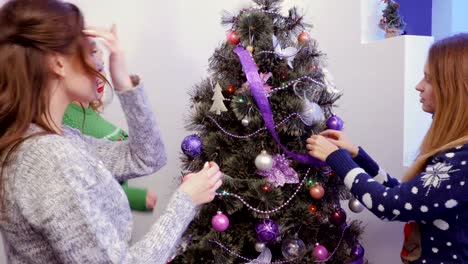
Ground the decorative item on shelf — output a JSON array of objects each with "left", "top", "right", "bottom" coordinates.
[
  {"left": 281, "top": 237, "right": 307, "bottom": 260},
  {"left": 210, "top": 82, "right": 228, "bottom": 115},
  {"left": 309, "top": 184, "right": 325, "bottom": 199},
  {"left": 349, "top": 197, "right": 365, "bottom": 213},
  {"left": 254, "top": 150, "right": 274, "bottom": 171},
  {"left": 329, "top": 207, "right": 347, "bottom": 226},
  {"left": 255, "top": 218, "right": 279, "bottom": 243},
  {"left": 326, "top": 114, "right": 344, "bottom": 130},
  {"left": 378, "top": 0, "right": 406, "bottom": 38},
  {"left": 297, "top": 31, "right": 310, "bottom": 44},
  {"left": 227, "top": 30, "right": 240, "bottom": 45},
  {"left": 313, "top": 243, "right": 329, "bottom": 261},
  {"left": 211, "top": 211, "right": 230, "bottom": 232},
  {"left": 256, "top": 154, "right": 299, "bottom": 187},
  {"left": 181, "top": 134, "right": 202, "bottom": 158}
]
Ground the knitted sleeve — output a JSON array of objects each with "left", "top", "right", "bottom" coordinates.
[
  {"left": 352, "top": 147, "right": 400, "bottom": 188},
  {"left": 14, "top": 140, "right": 196, "bottom": 263},
  {"left": 64, "top": 84, "right": 167, "bottom": 182},
  {"left": 326, "top": 145, "right": 467, "bottom": 222}
]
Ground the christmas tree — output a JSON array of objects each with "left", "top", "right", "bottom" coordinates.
[
  {"left": 173, "top": 0, "right": 365, "bottom": 263},
  {"left": 379, "top": 0, "right": 406, "bottom": 37}
]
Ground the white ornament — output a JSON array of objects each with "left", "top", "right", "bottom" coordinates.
[
  {"left": 300, "top": 98, "right": 325, "bottom": 126},
  {"left": 209, "top": 82, "right": 228, "bottom": 115},
  {"left": 247, "top": 247, "right": 272, "bottom": 264},
  {"left": 255, "top": 150, "right": 274, "bottom": 171},
  {"left": 272, "top": 35, "right": 298, "bottom": 69}
]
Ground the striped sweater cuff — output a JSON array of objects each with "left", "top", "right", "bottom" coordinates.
[{"left": 326, "top": 149, "right": 366, "bottom": 190}]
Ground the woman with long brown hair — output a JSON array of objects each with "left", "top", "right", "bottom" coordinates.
[
  {"left": 306, "top": 33, "right": 468, "bottom": 263},
  {"left": 0, "top": 0, "right": 222, "bottom": 263}
]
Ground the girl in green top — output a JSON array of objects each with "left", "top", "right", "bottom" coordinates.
[{"left": 62, "top": 41, "right": 156, "bottom": 211}]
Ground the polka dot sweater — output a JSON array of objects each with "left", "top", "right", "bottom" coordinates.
[{"left": 326, "top": 145, "right": 468, "bottom": 264}]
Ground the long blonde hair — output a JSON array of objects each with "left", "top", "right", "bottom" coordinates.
[{"left": 403, "top": 33, "right": 468, "bottom": 181}]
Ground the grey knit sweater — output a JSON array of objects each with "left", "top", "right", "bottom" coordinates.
[{"left": 0, "top": 85, "right": 197, "bottom": 263}]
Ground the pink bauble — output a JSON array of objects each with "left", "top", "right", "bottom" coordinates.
[
  {"left": 313, "top": 244, "right": 329, "bottom": 261},
  {"left": 211, "top": 211, "right": 230, "bottom": 232},
  {"left": 309, "top": 184, "right": 325, "bottom": 199}
]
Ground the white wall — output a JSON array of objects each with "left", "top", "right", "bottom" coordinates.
[{"left": 0, "top": 0, "right": 436, "bottom": 263}]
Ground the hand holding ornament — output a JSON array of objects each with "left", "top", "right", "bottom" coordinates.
[
  {"left": 306, "top": 135, "right": 339, "bottom": 161},
  {"left": 180, "top": 162, "right": 222, "bottom": 205},
  {"left": 320, "top": 130, "right": 359, "bottom": 158}
]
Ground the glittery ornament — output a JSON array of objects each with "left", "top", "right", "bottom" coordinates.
[
  {"left": 181, "top": 134, "right": 202, "bottom": 158},
  {"left": 255, "top": 219, "right": 279, "bottom": 243},
  {"left": 281, "top": 238, "right": 306, "bottom": 260}
]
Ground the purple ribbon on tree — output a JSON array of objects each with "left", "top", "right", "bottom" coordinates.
[{"left": 233, "top": 45, "right": 325, "bottom": 166}]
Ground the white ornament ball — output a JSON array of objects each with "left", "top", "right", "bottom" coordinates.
[
  {"left": 255, "top": 242, "right": 266, "bottom": 252},
  {"left": 255, "top": 150, "right": 274, "bottom": 171},
  {"left": 241, "top": 118, "right": 250, "bottom": 127}
]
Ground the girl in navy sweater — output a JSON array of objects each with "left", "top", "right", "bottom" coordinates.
[{"left": 306, "top": 33, "right": 468, "bottom": 263}]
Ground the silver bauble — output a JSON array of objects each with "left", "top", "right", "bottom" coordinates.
[
  {"left": 255, "top": 242, "right": 266, "bottom": 253},
  {"left": 241, "top": 118, "right": 250, "bottom": 127},
  {"left": 349, "top": 197, "right": 365, "bottom": 213},
  {"left": 255, "top": 150, "right": 274, "bottom": 171}
]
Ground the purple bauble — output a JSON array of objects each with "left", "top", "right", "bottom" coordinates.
[
  {"left": 329, "top": 207, "right": 347, "bottom": 226},
  {"left": 326, "top": 114, "right": 344, "bottom": 130},
  {"left": 313, "top": 244, "right": 329, "bottom": 261},
  {"left": 255, "top": 219, "right": 279, "bottom": 243},
  {"left": 211, "top": 211, "right": 229, "bottom": 232},
  {"left": 350, "top": 244, "right": 365, "bottom": 259},
  {"left": 181, "top": 134, "right": 202, "bottom": 158}
]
